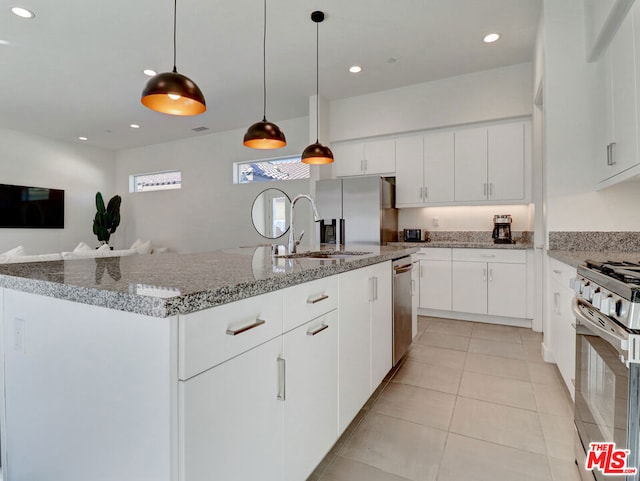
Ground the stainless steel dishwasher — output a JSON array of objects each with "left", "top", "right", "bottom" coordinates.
[{"left": 393, "top": 257, "right": 413, "bottom": 365}]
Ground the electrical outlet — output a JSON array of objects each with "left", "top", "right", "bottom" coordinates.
[
  {"left": 433, "top": 217, "right": 440, "bottom": 227},
  {"left": 13, "top": 318, "right": 25, "bottom": 352}
]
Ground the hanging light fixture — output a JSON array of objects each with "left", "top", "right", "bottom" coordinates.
[
  {"left": 301, "top": 11, "right": 333, "bottom": 165},
  {"left": 243, "top": 0, "right": 286, "bottom": 149},
  {"left": 141, "top": 0, "right": 206, "bottom": 116}
]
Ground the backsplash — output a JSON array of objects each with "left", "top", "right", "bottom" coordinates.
[
  {"left": 548, "top": 232, "right": 640, "bottom": 252},
  {"left": 399, "top": 230, "right": 533, "bottom": 244}
]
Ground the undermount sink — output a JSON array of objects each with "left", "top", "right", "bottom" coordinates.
[{"left": 276, "top": 250, "right": 371, "bottom": 260}]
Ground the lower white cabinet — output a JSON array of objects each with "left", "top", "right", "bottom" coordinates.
[
  {"left": 417, "top": 248, "right": 453, "bottom": 310},
  {"left": 450, "top": 249, "right": 527, "bottom": 319},
  {"left": 338, "top": 261, "right": 392, "bottom": 433},
  {"left": 283, "top": 311, "right": 338, "bottom": 481},
  {"left": 179, "top": 337, "right": 284, "bottom": 481},
  {"left": 547, "top": 257, "right": 577, "bottom": 399}
]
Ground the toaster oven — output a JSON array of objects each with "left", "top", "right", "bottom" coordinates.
[{"left": 403, "top": 229, "right": 422, "bottom": 242}]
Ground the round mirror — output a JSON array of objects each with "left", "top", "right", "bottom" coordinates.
[{"left": 251, "top": 188, "right": 291, "bottom": 239}]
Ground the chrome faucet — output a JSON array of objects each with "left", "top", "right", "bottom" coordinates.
[{"left": 288, "top": 194, "right": 321, "bottom": 254}]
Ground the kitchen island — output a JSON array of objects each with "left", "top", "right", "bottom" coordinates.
[{"left": 0, "top": 244, "right": 416, "bottom": 481}]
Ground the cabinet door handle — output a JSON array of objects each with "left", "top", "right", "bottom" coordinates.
[
  {"left": 424, "top": 186, "right": 428, "bottom": 199},
  {"left": 480, "top": 254, "right": 496, "bottom": 258},
  {"left": 553, "top": 292, "right": 560, "bottom": 315},
  {"left": 419, "top": 187, "right": 424, "bottom": 200},
  {"left": 364, "top": 159, "right": 368, "bottom": 171},
  {"left": 489, "top": 183, "right": 493, "bottom": 196},
  {"left": 609, "top": 142, "right": 616, "bottom": 165},
  {"left": 307, "top": 323, "right": 329, "bottom": 336},
  {"left": 369, "top": 277, "right": 377, "bottom": 302},
  {"left": 552, "top": 269, "right": 562, "bottom": 274},
  {"left": 483, "top": 183, "right": 487, "bottom": 196},
  {"left": 226, "top": 318, "right": 266, "bottom": 336},
  {"left": 307, "top": 294, "right": 329, "bottom": 304},
  {"left": 411, "top": 279, "right": 416, "bottom": 296},
  {"left": 483, "top": 268, "right": 487, "bottom": 281},
  {"left": 489, "top": 268, "right": 493, "bottom": 282},
  {"left": 420, "top": 264, "right": 424, "bottom": 278},
  {"left": 277, "top": 357, "right": 286, "bottom": 401}
]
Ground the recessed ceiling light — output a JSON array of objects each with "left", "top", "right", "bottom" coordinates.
[
  {"left": 483, "top": 33, "right": 500, "bottom": 43},
  {"left": 130, "top": 124, "right": 140, "bottom": 129},
  {"left": 11, "top": 7, "right": 35, "bottom": 18},
  {"left": 143, "top": 69, "right": 157, "bottom": 77},
  {"left": 0, "top": 40, "right": 9, "bottom": 46},
  {"left": 78, "top": 136, "right": 88, "bottom": 141},
  {"left": 349, "top": 65, "right": 362, "bottom": 74}
]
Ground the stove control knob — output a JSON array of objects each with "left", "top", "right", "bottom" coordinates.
[
  {"left": 571, "top": 279, "right": 584, "bottom": 294},
  {"left": 582, "top": 285, "right": 593, "bottom": 301},
  {"left": 592, "top": 291, "right": 602, "bottom": 309},
  {"left": 600, "top": 296, "right": 615, "bottom": 316}
]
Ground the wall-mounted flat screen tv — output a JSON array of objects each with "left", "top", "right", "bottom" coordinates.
[{"left": 0, "top": 183, "right": 64, "bottom": 228}]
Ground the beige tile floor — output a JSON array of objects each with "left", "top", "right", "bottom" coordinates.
[{"left": 308, "top": 316, "right": 581, "bottom": 481}]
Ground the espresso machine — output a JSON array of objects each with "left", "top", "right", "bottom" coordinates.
[{"left": 492, "top": 214, "right": 513, "bottom": 244}]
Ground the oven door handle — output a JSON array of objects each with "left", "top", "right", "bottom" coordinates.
[{"left": 572, "top": 298, "right": 629, "bottom": 352}]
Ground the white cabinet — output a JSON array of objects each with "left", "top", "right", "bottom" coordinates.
[
  {"left": 283, "top": 311, "right": 338, "bottom": 481},
  {"left": 370, "top": 261, "right": 393, "bottom": 389},
  {"left": 451, "top": 249, "right": 527, "bottom": 319},
  {"left": 454, "top": 126, "right": 488, "bottom": 202},
  {"left": 333, "top": 139, "right": 396, "bottom": 177},
  {"left": 417, "top": 248, "right": 453, "bottom": 311},
  {"left": 411, "top": 255, "right": 420, "bottom": 339},
  {"left": 584, "top": 0, "right": 635, "bottom": 61},
  {"left": 396, "top": 132, "right": 455, "bottom": 206},
  {"left": 599, "top": 10, "right": 638, "bottom": 182},
  {"left": 454, "top": 122, "right": 527, "bottom": 203},
  {"left": 179, "top": 337, "right": 284, "bottom": 481},
  {"left": 548, "top": 257, "right": 577, "bottom": 399},
  {"left": 338, "top": 261, "right": 392, "bottom": 433}
]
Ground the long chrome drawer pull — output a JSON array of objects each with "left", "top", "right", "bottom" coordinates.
[
  {"left": 277, "top": 357, "right": 286, "bottom": 401},
  {"left": 226, "top": 319, "right": 266, "bottom": 336},
  {"left": 307, "top": 294, "right": 329, "bottom": 304},
  {"left": 307, "top": 323, "right": 329, "bottom": 336}
]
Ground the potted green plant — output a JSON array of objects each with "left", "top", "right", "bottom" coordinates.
[{"left": 92, "top": 192, "right": 121, "bottom": 246}]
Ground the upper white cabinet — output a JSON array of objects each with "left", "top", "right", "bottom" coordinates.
[
  {"left": 333, "top": 139, "right": 396, "bottom": 177},
  {"left": 584, "top": 0, "right": 635, "bottom": 61},
  {"left": 396, "top": 132, "right": 455, "bottom": 206},
  {"left": 395, "top": 120, "right": 529, "bottom": 207},
  {"left": 454, "top": 122, "right": 528, "bottom": 203},
  {"left": 598, "top": 9, "right": 639, "bottom": 183}
]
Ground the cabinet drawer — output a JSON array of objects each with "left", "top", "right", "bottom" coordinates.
[
  {"left": 178, "top": 291, "right": 283, "bottom": 380},
  {"left": 283, "top": 276, "right": 339, "bottom": 332},
  {"left": 413, "top": 247, "right": 452, "bottom": 261},
  {"left": 548, "top": 257, "right": 577, "bottom": 291},
  {"left": 452, "top": 248, "right": 526, "bottom": 264}
]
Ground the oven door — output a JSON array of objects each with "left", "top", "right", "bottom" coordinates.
[{"left": 573, "top": 299, "right": 639, "bottom": 481}]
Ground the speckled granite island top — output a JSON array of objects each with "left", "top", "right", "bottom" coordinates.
[{"left": 0, "top": 244, "right": 417, "bottom": 318}]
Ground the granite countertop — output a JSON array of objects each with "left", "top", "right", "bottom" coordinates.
[
  {"left": 389, "top": 240, "right": 533, "bottom": 250},
  {"left": 0, "top": 244, "right": 417, "bottom": 318},
  {"left": 547, "top": 250, "right": 640, "bottom": 269}
]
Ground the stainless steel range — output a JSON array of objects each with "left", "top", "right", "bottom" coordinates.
[{"left": 572, "top": 260, "right": 640, "bottom": 481}]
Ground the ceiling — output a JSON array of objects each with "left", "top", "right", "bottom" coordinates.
[{"left": 0, "top": 0, "right": 542, "bottom": 151}]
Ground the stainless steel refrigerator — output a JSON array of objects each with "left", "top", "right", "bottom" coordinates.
[{"left": 315, "top": 177, "right": 398, "bottom": 245}]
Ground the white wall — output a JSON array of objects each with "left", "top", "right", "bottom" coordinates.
[
  {"left": 544, "top": 0, "right": 640, "bottom": 233},
  {"left": 115, "top": 117, "right": 312, "bottom": 253},
  {"left": 329, "top": 63, "right": 533, "bottom": 142},
  {"left": 399, "top": 205, "right": 533, "bottom": 233},
  {"left": 0, "top": 127, "right": 115, "bottom": 254}
]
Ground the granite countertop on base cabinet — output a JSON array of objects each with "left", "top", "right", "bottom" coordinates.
[{"left": 0, "top": 244, "right": 417, "bottom": 318}]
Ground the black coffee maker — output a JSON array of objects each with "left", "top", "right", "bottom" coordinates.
[{"left": 492, "top": 215, "right": 513, "bottom": 244}]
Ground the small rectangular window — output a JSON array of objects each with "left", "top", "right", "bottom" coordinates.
[
  {"left": 130, "top": 170, "right": 182, "bottom": 193},
  {"left": 234, "top": 156, "right": 310, "bottom": 184}
]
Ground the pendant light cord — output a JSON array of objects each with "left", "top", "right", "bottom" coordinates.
[
  {"left": 262, "top": 0, "right": 267, "bottom": 121},
  {"left": 315, "top": 20, "right": 319, "bottom": 142},
  {"left": 172, "top": 0, "right": 178, "bottom": 72}
]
